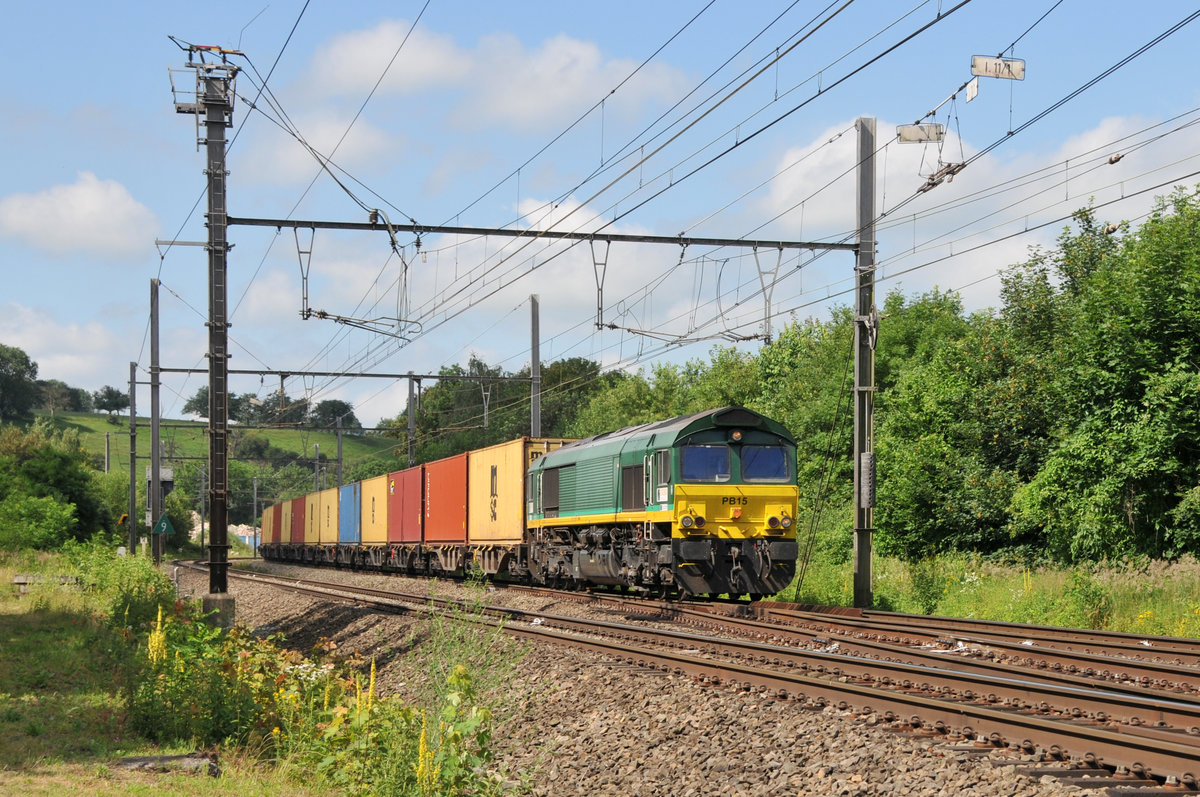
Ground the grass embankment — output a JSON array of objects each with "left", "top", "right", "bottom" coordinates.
[
  {"left": 787, "top": 551, "right": 1200, "bottom": 637},
  {"left": 0, "top": 546, "right": 523, "bottom": 796}
]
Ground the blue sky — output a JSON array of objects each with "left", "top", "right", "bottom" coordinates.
[{"left": 3, "top": 1, "right": 1199, "bottom": 426}]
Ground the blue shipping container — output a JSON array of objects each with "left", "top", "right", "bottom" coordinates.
[{"left": 339, "top": 482, "right": 362, "bottom": 544}]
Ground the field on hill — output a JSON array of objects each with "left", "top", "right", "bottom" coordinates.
[{"left": 41, "top": 411, "right": 403, "bottom": 475}]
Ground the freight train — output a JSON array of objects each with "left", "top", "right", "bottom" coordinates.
[{"left": 259, "top": 406, "right": 800, "bottom": 598}]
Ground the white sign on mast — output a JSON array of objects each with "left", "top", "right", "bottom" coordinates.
[
  {"left": 971, "top": 56, "right": 1025, "bottom": 80},
  {"left": 896, "top": 123, "right": 945, "bottom": 144}
]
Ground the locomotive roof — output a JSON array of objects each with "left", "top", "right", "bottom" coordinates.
[{"left": 541, "top": 406, "right": 794, "bottom": 464}]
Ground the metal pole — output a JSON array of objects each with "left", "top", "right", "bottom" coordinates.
[
  {"left": 204, "top": 72, "right": 233, "bottom": 595},
  {"left": 199, "top": 465, "right": 207, "bottom": 554},
  {"left": 128, "top": 362, "right": 137, "bottom": 554},
  {"left": 531, "top": 295, "right": 541, "bottom": 437},
  {"left": 314, "top": 443, "right": 321, "bottom": 491},
  {"left": 407, "top": 374, "right": 415, "bottom": 468},
  {"left": 252, "top": 476, "right": 258, "bottom": 558},
  {"left": 150, "top": 279, "right": 163, "bottom": 564},
  {"left": 852, "top": 117, "right": 877, "bottom": 610},
  {"left": 105, "top": 433, "right": 110, "bottom": 474},
  {"left": 172, "top": 47, "right": 239, "bottom": 623},
  {"left": 336, "top": 417, "right": 344, "bottom": 487}
]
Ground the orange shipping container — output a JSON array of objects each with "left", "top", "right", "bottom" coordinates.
[
  {"left": 387, "top": 466, "right": 422, "bottom": 543},
  {"left": 361, "top": 475, "right": 389, "bottom": 544},
  {"left": 318, "top": 487, "right": 339, "bottom": 545},
  {"left": 468, "top": 438, "right": 571, "bottom": 544},
  {"left": 425, "top": 453, "right": 468, "bottom": 544},
  {"left": 290, "top": 496, "right": 306, "bottom": 544}
]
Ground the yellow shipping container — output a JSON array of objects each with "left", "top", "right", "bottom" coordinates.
[
  {"left": 305, "top": 493, "right": 320, "bottom": 544},
  {"left": 318, "top": 487, "right": 339, "bottom": 545},
  {"left": 261, "top": 507, "right": 275, "bottom": 545},
  {"left": 468, "top": 437, "right": 572, "bottom": 543},
  {"left": 280, "top": 500, "right": 294, "bottom": 544},
  {"left": 361, "top": 475, "right": 389, "bottom": 544}
]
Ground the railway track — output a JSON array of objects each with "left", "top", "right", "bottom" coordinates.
[{"left": 196, "top": 562, "right": 1200, "bottom": 793}]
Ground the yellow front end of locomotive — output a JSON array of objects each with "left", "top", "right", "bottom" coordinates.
[{"left": 672, "top": 484, "right": 799, "bottom": 540}]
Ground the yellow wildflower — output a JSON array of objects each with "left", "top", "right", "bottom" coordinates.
[
  {"left": 368, "top": 657, "right": 376, "bottom": 712},
  {"left": 147, "top": 605, "right": 167, "bottom": 666}
]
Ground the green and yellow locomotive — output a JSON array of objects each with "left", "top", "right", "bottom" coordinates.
[{"left": 525, "top": 406, "right": 799, "bottom": 598}]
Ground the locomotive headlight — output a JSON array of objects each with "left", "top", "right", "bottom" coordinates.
[
  {"left": 693, "top": 515, "right": 706, "bottom": 528},
  {"left": 780, "top": 515, "right": 794, "bottom": 529},
  {"left": 680, "top": 514, "right": 695, "bottom": 529},
  {"left": 767, "top": 516, "right": 781, "bottom": 529}
]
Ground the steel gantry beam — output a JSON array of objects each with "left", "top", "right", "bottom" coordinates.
[{"left": 227, "top": 216, "right": 858, "bottom": 253}]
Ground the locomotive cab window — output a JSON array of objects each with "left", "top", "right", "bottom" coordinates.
[
  {"left": 680, "top": 445, "right": 731, "bottom": 483},
  {"left": 654, "top": 450, "right": 671, "bottom": 487},
  {"left": 742, "top": 445, "right": 792, "bottom": 483}
]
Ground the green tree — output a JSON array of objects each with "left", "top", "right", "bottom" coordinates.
[
  {"left": 1011, "top": 192, "right": 1200, "bottom": 560},
  {"left": 310, "top": 399, "right": 361, "bottom": 432},
  {"left": 182, "top": 385, "right": 208, "bottom": 418},
  {"left": 0, "top": 343, "right": 38, "bottom": 422},
  {"left": 0, "top": 421, "right": 110, "bottom": 544},
  {"left": 38, "top": 379, "right": 73, "bottom": 416},
  {"left": 69, "top": 386, "right": 93, "bottom": 413},
  {"left": 93, "top": 384, "right": 130, "bottom": 415}
]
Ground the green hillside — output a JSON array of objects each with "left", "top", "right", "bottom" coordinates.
[{"left": 39, "top": 411, "right": 403, "bottom": 475}]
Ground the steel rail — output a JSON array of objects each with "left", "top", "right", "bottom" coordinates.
[
  {"left": 205, "top": 563, "right": 1200, "bottom": 784},
  {"left": 503, "top": 585, "right": 1200, "bottom": 693},
  {"left": 762, "top": 604, "right": 1200, "bottom": 664}
]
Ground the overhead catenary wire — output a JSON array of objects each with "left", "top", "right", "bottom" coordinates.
[
  {"left": 875, "top": 6, "right": 1200, "bottom": 226},
  {"left": 394, "top": 2, "right": 973, "bottom": 352},
  {"left": 218, "top": 0, "right": 964, "bottom": 412},
  {"left": 166, "top": 4, "right": 1190, "bottom": 429}
]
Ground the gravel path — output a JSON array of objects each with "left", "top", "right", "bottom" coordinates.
[{"left": 174, "top": 564, "right": 1100, "bottom": 796}]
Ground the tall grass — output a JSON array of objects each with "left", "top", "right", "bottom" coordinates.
[
  {"left": 783, "top": 547, "right": 1200, "bottom": 637},
  {"left": 2, "top": 545, "right": 525, "bottom": 795}
]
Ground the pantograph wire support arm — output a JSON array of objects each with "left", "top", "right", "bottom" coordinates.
[{"left": 590, "top": 239, "right": 610, "bottom": 329}]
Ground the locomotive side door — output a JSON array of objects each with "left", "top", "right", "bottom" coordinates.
[{"left": 645, "top": 449, "right": 671, "bottom": 508}]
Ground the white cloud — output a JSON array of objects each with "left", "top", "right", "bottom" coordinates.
[
  {"left": 752, "top": 114, "right": 1200, "bottom": 314},
  {"left": 0, "top": 172, "right": 158, "bottom": 260},
  {"left": 309, "top": 20, "right": 471, "bottom": 97},
  {"left": 0, "top": 303, "right": 124, "bottom": 388},
  {"left": 461, "top": 33, "right": 686, "bottom": 132},
  {"left": 236, "top": 267, "right": 299, "bottom": 325},
  {"left": 240, "top": 114, "right": 399, "bottom": 187},
  {"left": 302, "top": 21, "right": 688, "bottom": 133}
]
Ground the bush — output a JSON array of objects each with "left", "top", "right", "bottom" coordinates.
[
  {"left": 273, "top": 657, "right": 500, "bottom": 796},
  {"left": 127, "top": 603, "right": 504, "bottom": 795},
  {"left": 130, "top": 602, "right": 286, "bottom": 745},
  {"left": 0, "top": 494, "right": 77, "bottom": 550},
  {"left": 64, "top": 540, "right": 174, "bottom": 629}
]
